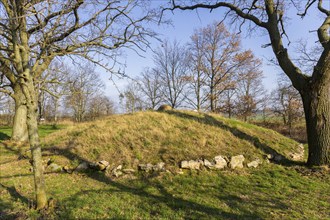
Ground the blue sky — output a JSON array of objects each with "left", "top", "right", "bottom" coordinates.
[{"left": 100, "top": 3, "right": 324, "bottom": 105}]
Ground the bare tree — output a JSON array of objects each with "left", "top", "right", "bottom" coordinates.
[
  {"left": 66, "top": 64, "right": 104, "bottom": 122},
  {"left": 218, "top": 88, "right": 236, "bottom": 118},
  {"left": 153, "top": 40, "right": 188, "bottom": 108},
  {"left": 37, "top": 61, "right": 71, "bottom": 123},
  {"left": 121, "top": 81, "right": 144, "bottom": 113},
  {"left": 185, "top": 30, "right": 208, "bottom": 111},
  {"left": 235, "top": 50, "right": 264, "bottom": 121},
  {"left": 137, "top": 68, "right": 164, "bottom": 110},
  {"left": 87, "top": 95, "right": 115, "bottom": 120},
  {"left": 168, "top": 0, "right": 330, "bottom": 166},
  {"left": 272, "top": 75, "right": 304, "bottom": 134},
  {"left": 0, "top": 1, "right": 157, "bottom": 208},
  {"left": 0, "top": 92, "right": 14, "bottom": 125},
  {"left": 194, "top": 22, "right": 244, "bottom": 112},
  {"left": 259, "top": 93, "right": 272, "bottom": 123}
]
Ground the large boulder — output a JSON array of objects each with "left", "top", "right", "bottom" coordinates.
[
  {"left": 229, "top": 155, "right": 245, "bottom": 169},
  {"left": 214, "top": 155, "right": 228, "bottom": 169}
]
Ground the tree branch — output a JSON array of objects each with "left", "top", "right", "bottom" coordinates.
[
  {"left": 168, "top": 0, "right": 268, "bottom": 28},
  {"left": 317, "top": 0, "right": 330, "bottom": 16}
]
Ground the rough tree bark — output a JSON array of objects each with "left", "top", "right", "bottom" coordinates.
[
  {"left": 11, "top": 86, "right": 28, "bottom": 142},
  {"left": 301, "top": 51, "right": 330, "bottom": 165},
  {"left": 22, "top": 70, "right": 47, "bottom": 209}
]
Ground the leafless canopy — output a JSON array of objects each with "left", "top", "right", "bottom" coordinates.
[
  {"left": 164, "top": 0, "right": 329, "bottom": 91},
  {"left": 0, "top": 0, "right": 158, "bottom": 95}
]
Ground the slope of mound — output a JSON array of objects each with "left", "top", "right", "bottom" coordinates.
[{"left": 43, "top": 110, "right": 302, "bottom": 167}]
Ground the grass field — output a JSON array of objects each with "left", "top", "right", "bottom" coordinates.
[
  {"left": 0, "top": 111, "right": 329, "bottom": 219},
  {"left": 0, "top": 124, "right": 64, "bottom": 141}
]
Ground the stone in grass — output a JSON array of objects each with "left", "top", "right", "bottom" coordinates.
[
  {"left": 47, "top": 163, "right": 62, "bottom": 172},
  {"left": 181, "top": 160, "right": 201, "bottom": 170},
  {"left": 74, "top": 162, "right": 89, "bottom": 172},
  {"left": 153, "top": 162, "right": 166, "bottom": 172},
  {"left": 229, "top": 155, "right": 245, "bottom": 169},
  {"left": 90, "top": 160, "right": 109, "bottom": 171},
  {"left": 98, "top": 160, "right": 110, "bottom": 170},
  {"left": 112, "top": 165, "right": 123, "bottom": 177},
  {"left": 247, "top": 159, "right": 261, "bottom": 168},
  {"left": 290, "top": 144, "right": 305, "bottom": 161},
  {"left": 266, "top": 154, "right": 274, "bottom": 160},
  {"left": 214, "top": 155, "right": 228, "bottom": 169},
  {"left": 290, "top": 152, "right": 304, "bottom": 161},
  {"left": 203, "top": 159, "right": 214, "bottom": 169},
  {"left": 138, "top": 163, "right": 154, "bottom": 172},
  {"left": 122, "top": 169, "right": 136, "bottom": 174}
]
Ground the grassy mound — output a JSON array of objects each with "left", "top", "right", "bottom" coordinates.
[
  {"left": 43, "top": 111, "right": 302, "bottom": 168},
  {"left": 1, "top": 110, "right": 329, "bottom": 219}
]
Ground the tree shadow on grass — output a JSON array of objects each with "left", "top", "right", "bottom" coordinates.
[
  {"left": 0, "top": 183, "right": 30, "bottom": 220},
  {"left": 43, "top": 145, "right": 289, "bottom": 219},
  {"left": 0, "top": 132, "right": 10, "bottom": 141},
  {"left": 0, "top": 183, "right": 30, "bottom": 205},
  {"left": 164, "top": 111, "right": 303, "bottom": 166},
  {"left": 0, "top": 141, "right": 31, "bottom": 163},
  {"left": 57, "top": 177, "right": 263, "bottom": 219}
]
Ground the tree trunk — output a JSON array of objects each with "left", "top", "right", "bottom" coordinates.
[
  {"left": 11, "top": 89, "right": 28, "bottom": 142},
  {"left": 23, "top": 72, "right": 47, "bottom": 209},
  {"left": 301, "top": 82, "right": 330, "bottom": 166},
  {"left": 27, "top": 104, "right": 47, "bottom": 209},
  {"left": 210, "top": 85, "right": 215, "bottom": 112},
  {"left": 54, "top": 98, "right": 59, "bottom": 123}
]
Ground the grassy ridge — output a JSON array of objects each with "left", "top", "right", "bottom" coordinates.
[{"left": 0, "top": 110, "right": 329, "bottom": 219}]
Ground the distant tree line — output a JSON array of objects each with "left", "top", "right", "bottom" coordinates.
[
  {"left": 0, "top": 22, "right": 303, "bottom": 126},
  {"left": 0, "top": 61, "right": 115, "bottom": 124},
  {"left": 121, "top": 22, "right": 304, "bottom": 124}
]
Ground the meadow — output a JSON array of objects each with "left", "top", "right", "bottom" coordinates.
[{"left": 0, "top": 111, "right": 329, "bottom": 219}]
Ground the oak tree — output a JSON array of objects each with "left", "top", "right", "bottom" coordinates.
[{"left": 168, "top": 0, "right": 330, "bottom": 166}]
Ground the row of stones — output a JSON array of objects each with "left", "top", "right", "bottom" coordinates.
[
  {"left": 46, "top": 154, "right": 262, "bottom": 177},
  {"left": 180, "top": 155, "right": 261, "bottom": 170}
]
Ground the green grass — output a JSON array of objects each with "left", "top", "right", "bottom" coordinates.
[
  {"left": 0, "top": 124, "right": 65, "bottom": 141},
  {"left": 0, "top": 111, "right": 329, "bottom": 219},
  {"left": 0, "top": 126, "right": 11, "bottom": 140}
]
